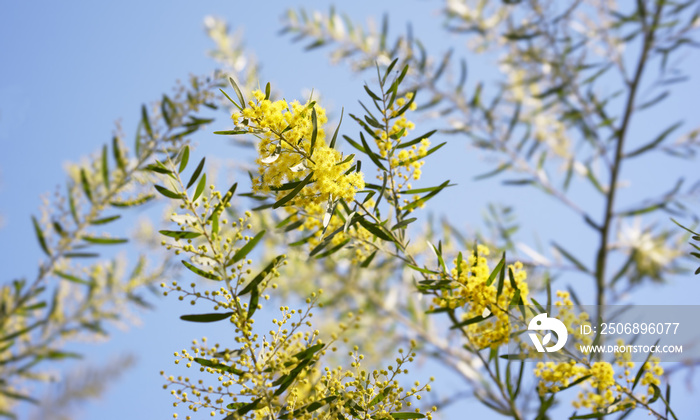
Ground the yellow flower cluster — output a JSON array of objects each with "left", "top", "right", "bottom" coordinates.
[
  {"left": 554, "top": 291, "right": 593, "bottom": 347},
  {"left": 535, "top": 359, "right": 619, "bottom": 411},
  {"left": 534, "top": 360, "right": 588, "bottom": 394},
  {"left": 373, "top": 93, "right": 428, "bottom": 184},
  {"left": 232, "top": 91, "right": 364, "bottom": 207},
  {"left": 534, "top": 326, "right": 665, "bottom": 415},
  {"left": 432, "top": 244, "right": 529, "bottom": 348},
  {"left": 162, "top": 289, "right": 433, "bottom": 419},
  {"left": 577, "top": 362, "right": 617, "bottom": 410},
  {"left": 285, "top": 343, "right": 436, "bottom": 419}
]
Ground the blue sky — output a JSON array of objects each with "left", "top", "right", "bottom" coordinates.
[{"left": 2, "top": 1, "right": 700, "bottom": 419}]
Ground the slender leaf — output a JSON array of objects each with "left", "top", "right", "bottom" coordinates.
[
  {"left": 181, "top": 260, "right": 221, "bottom": 281},
  {"left": 141, "top": 105, "right": 153, "bottom": 138},
  {"left": 159, "top": 230, "right": 201, "bottom": 240},
  {"left": 227, "top": 230, "right": 266, "bottom": 267},
  {"left": 391, "top": 413, "right": 425, "bottom": 419},
  {"left": 178, "top": 145, "right": 190, "bottom": 173},
  {"left": 239, "top": 255, "right": 284, "bottom": 296},
  {"left": 193, "top": 173, "right": 207, "bottom": 202},
  {"left": 180, "top": 312, "right": 234, "bottom": 322},
  {"left": 81, "top": 236, "right": 128, "bottom": 245},
  {"left": 154, "top": 184, "right": 183, "bottom": 199},
  {"left": 273, "top": 172, "right": 314, "bottom": 208},
  {"left": 229, "top": 77, "right": 246, "bottom": 109},
  {"left": 31, "top": 216, "right": 50, "bottom": 256},
  {"left": 80, "top": 168, "right": 92, "bottom": 202},
  {"left": 186, "top": 157, "right": 205, "bottom": 189},
  {"left": 101, "top": 145, "right": 109, "bottom": 189}
]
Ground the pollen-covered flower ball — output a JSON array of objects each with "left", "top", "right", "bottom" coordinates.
[{"left": 231, "top": 90, "right": 365, "bottom": 208}]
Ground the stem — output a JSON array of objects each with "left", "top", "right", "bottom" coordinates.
[{"left": 593, "top": 1, "right": 663, "bottom": 323}]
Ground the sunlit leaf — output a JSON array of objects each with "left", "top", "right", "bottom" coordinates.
[{"left": 180, "top": 312, "right": 233, "bottom": 322}]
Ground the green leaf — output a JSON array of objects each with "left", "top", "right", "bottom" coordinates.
[
  {"left": 364, "top": 84, "right": 381, "bottom": 101},
  {"left": 396, "top": 130, "right": 437, "bottom": 149},
  {"left": 315, "top": 238, "right": 351, "bottom": 259},
  {"left": 558, "top": 374, "right": 592, "bottom": 392},
  {"left": 227, "top": 230, "right": 266, "bottom": 267},
  {"left": 304, "top": 39, "right": 326, "bottom": 50},
  {"left": 193, "top": 357, "right": 244, "bottom": 375},
  {"left": 273, "top": 172, "right": 314, "bottom": 208},
  {"left": 632, "top": 340, "right": 660, "bottom": 391},
  {"left": 273, "top": 358, "right": 312, "bottom": 396},
  {"left": 503, "top": 178, "right": 534, "bottom": 186},
  {"left": 141, "top": 105, "right": 153, "bottom": 138},
  {"left": 450, "top": 314, "right": 492, "bottom": 329},
  {"left": 67, "top": 184, "right": 79, "bottom": 223},
  {"left": 186, "top": 157, "right": 205, "bottom": 189},
  {"left": 391, "top": 218, "right": 416, "bottom": 230},
  {"left": 109, "top": 194, "right": 155, "bottom": 207},
  {"left": 181, "top": 260, "right": 221, "bottom": 281},
  {"left": 0, "top": 389, "right": 38, "bottom": 405},
  {"left": 288, "top": 343, "right": 324, "bottom": 364},
  {"left": 54, "top": 270, "right": 92, "bottom": 286},
  {"left": 400, "top": 184, "right": 456, "bottom": 195},
  {"left": 239, "top": 255, "right": 284, "bottom": 296},
  {"left": 309, "top": 107, "right": 318, "bottom": 157},
  {"left": 360, "top": 133, "right": 387, "bottom": 171},
  {"left": 209, "top": 182, "right": 238, "bottom": 219},
  {"left": 144, "top": 163, "right": 172, "bottom": 175},
  {"left": 229, "top": 77, "right": 246, "bottom": 109},
  {"left": 390, "top": 413, "right": 425, "bottom": 419},
  {"left": 112, "top": 136, "right": 126, "bottom": 171},
  {"left": 0, "top": 320, "right": 46, "bottom": 343},
  {"left": 569, "top": 412, "right": 608, "bottom": 419},
  {"left": 357, "top": 217, "right": 394, "bottom": 242},
  {"left": 81, "top": 236, "right": 128, "bottom": 245},
  {"left": 486, "top": 253, "right": 506, "bottom": 286},
  {"left": 219, "top": 88, "right": 241, "bottom": 112},
  {"left": 178, "top": 145, "right": 190, "bottom": 173},
  {"left": 63, "top": 252, "right": 99, "bottom": 258},
  {"left": 193, "top": 173, "right": 207, "bottom": 202},
  {"left": 159, "top": 230, "right": 201, "bottom": 240},
  {"left": 232, "top": 398, "right": 262, "bottom": 416},
  {"left": 247, "top": 285, "right": 259, "bottom": 320},
  {"left": 213, "top": 128, "right": 248, "bottom": 135},
  {"left": 432, "top": 48, "right": 452, "bottom": 82},
  {"left": 211, "top": 211, "right": 220, "bottom": 235},
  {"left": 584, "top": 164, "right": 606, "bottom": 194},
  {"left": 329, "top": 108, "right": 343, "bottom": 149},
  {"left": 101, "top": 144, "right": 109, "bottom": 189},
  {"left": 154, "top": 184, "right": 183, "bottom": 200},
  {"left": 401, "top": 180, "right": 450, "bottom": 213},
  {"left": 395, "top": 90, "right": 417, "bottom": 117},
  {"left": 31, "top": 216, "right": 50, "bottom": 256},
  {"left": 648, "top": 383, "right": 661, "bottom": 404},
  {"left": 161, "top": 95, "right": 174, "bottom": 127},
  {"left": 496, "top": 258, "right": 506, "bottom": 297},
  {"left": 626, "top": 121, "right": 682, "bottom": 158},
  {"left": 474, "top": 163, "right": 512, "bottom": 181},
  {"left": 406, "top": 264, "right": 439, "bottom": 275},
  {"left": 264, "top": 82, "right": 271, "bottom": 100},
  {"left": 278, "top": 396, "right": 338, "bottom": 419},
  {"left": 552, "top": 242, "right": 590, "bottom": 273},
  {"left": 342, "top": 135, "right": 367, "bottom": 153},
  {"left": 360, "top": 250, "right": 377, "bottom": 268},
  {"left": 80, "top": 168, "right": 93, "bottom": 202},
  {"left": 180, "top": 312, "right": 234, "bottom": 322}
]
